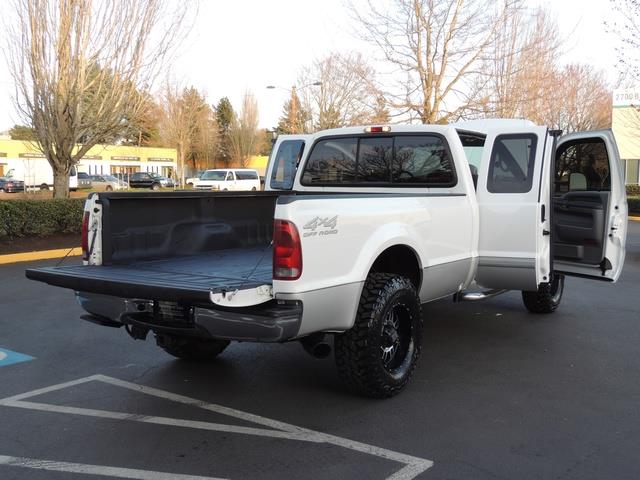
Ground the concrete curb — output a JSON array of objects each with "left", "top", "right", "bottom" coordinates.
[{"left": 0, "top": 247, "right": 81, "bottom": 265}]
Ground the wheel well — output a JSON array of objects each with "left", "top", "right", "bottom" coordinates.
[{"left": 369, "top": 245, "right": 421, "bottom": 291}]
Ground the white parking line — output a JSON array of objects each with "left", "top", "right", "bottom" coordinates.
[
  {"left": 0, "top": 455, "right": 227, "bottom": 480},
  {"left": 0, "top": 375, "right": 434, "bottom": 480}
]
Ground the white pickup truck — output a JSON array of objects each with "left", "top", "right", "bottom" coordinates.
[{"left": 27, "top": 120, "right": 628, "bottom": 397}]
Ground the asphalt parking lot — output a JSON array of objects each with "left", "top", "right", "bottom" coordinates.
[{"left": 1, "top": 221, "right": 639, "bottom": 480}]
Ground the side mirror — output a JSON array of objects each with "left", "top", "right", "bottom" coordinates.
[{"left": 569, "top": 172, "right": 587, "bottom": 191}]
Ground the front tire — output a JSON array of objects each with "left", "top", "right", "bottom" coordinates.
[
  {"left": 334, "top": 273, "right": 423, "bottom": 398},
  {"left": 151, "top": 183, "right": 160, "bottom": 191},
  {"left": 156, "top": 334, "right": 230, "bottom": 361},
  {"left": 522, "top": 273, "right": 565, "bottom": 313}
]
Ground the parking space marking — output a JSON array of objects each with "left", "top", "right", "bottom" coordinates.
[
  {"left": 0, "top": 455, "right": 226, "bottom": 480},
  {"left": 0, "top": 374, "right": 434, "bottom": 479},
  {"left": 0, "top": 348, "right": 34, "bottom": 367}
]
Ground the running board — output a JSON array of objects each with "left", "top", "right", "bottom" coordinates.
[{"left": 453, "top": 289, "right": 509, "bottom": 302}]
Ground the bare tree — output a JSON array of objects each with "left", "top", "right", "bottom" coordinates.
[
  {"left": 277, "top": 88, "right": 311, "bottom": 134},
  {"left": 545, "top": 64, "right": 612, "bottom": 133},
  {"left": 160, "top": 84, "right": 213, "bottom": 185},
  {"left": 5, "top": 0, "right": 190, "bottom": 197},
  {"left": 608, "top": 0, "right": 640, "bottom": 83},
  {"left": 351, "top": 0, "right": 517, "bottom": 124},
  {"left": 299, "top": 52, "right": 380, "bottom": 130},
  {"left": 482, "top": 6, "right": 563, "bottom": 120},
  {"left": 228, "top": 92, "right": 260, "bottom": 168}
]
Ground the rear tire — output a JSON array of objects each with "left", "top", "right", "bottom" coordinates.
[
  {"left": 105, "top": 185, "right": 113, "bottom": 191},
  {"left": 334, "top": 273, "right": 422, "bottom": 398},
  {"left": 156, "top": 334, "right": 230, "bottom": 361},
  {"left": 522, "top": 273, "right": 565, "bottom": 313}
]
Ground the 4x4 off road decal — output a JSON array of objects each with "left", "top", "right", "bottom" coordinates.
[{"left": 303, "top": 215, "right": 338, "bottom": 238}]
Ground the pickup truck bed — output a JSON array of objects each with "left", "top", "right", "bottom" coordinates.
[{"left": 26, "top": 246, "right": 273, "bottom": 304}]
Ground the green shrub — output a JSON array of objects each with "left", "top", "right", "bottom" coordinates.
[
  {"left": 627, "top": 184, "right": 640, "bottom": 196},
  {"left": 629, "top": 196, "right": 640, "bottom": 214},
  {"left": 0, "top": 198, "right": 85, "bottom": 239}
]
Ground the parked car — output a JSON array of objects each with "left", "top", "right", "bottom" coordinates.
[
  {"left": 128, "top": 172, "right": 163, "bottom": 190},
  {"left": 0, "top": 176, "right": 25, "bottom": 193},
  {"left": 186, "top": 171, "right": 204, "bottom": 187},
  {"left": 195, "top": 168, "right": 260, "bottom": 191},
  {"left": 77, "top": 172, "right": 93, "bottom": 189},
  {"left": 89, "top": 175, "right": 128, "bottom": 191},
  {"left": 156, "top": 175, "right": 175, "bottom": 188},
  {"left": 26, "top": 121, "right": 628, "bottom": 398}
]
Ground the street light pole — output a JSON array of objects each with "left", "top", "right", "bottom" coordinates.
[{"left": 266, "top": 82, "right": 322, "bottom": 134}]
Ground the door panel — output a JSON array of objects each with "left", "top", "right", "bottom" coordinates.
[
  {"left": 553, "top": 191, "right": 608, "bottom": 264},
  {"left": 553, "top": 130, "right": 627, "bottom": 281},
  {"left": 475, "top": 127, "right": 552, "bottom": 291}
]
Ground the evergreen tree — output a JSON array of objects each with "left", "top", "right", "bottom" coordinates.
[{"left": 215, "top": 97, "right": 235, "bottom": 166}]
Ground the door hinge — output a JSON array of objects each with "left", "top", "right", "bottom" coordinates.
[{"left": 543, "top": 229, "right": 551, "bottom": 236}]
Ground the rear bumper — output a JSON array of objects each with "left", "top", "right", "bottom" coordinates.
[{"left": 76, "top": 292, "right": 302, "bottom": 342}]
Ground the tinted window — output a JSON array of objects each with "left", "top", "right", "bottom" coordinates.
[
  {"left": 78, "top": 172, "right": 89, "bottom": 179},
  {"left": 270, "top": 140, "right": 304, "bottom": 190},
  {"left": 236, "top": 171, "right": 258, "bottom": 180},
  {"left": 487, "top": 134, "right": 537, "bottom": 193},
  {"left": 302, "top": 135, "right": 455, "bottom": 186},
  {"left": 555, "top": 138, "right": 611, "bottom": 193},
  {"left": 358, "top": 137, "right": 393, "bottom": 182},
  {"left": 131, "top": 172, "right": 147, "bottom": 180},
  {"left": 393, "top": 136, "right": 455, "bottom": 184},
  {"left": 302, "top": 137, "right": 357, "bottom": 184}
]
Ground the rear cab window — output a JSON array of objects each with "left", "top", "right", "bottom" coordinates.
[
  {"left": 301, "top": 134, "right": 456, "bottom": 187},
  {"left": 270, "top": 140, "right": 305, "bottom": 190}
]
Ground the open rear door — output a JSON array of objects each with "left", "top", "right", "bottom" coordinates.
[
  {"left": 475, "top": 126, "right": 553, "bottom": 291},
  {"left": 552, "top": 130, "right": 627, "bottom": 282}
]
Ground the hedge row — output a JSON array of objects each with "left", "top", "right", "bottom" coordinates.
[
  {"left": 0, "top": 194, "right": 637, "bottom": 241},
  {"left": 0, "top": 199, "right": 85, "bottom": 239},
  {"left": 627, "top": 185, "right": 640, "bottom": 196}
]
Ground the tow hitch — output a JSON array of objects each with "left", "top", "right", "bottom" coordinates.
[{"left": 121, "top": 301, "right": 209, "bottom": 341}]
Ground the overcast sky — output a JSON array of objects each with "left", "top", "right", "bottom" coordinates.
[{"left": 0, "top": 0, "right": 621, "bottom": 132}]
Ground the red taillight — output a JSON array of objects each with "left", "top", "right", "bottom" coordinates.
[
  {"left": 81, "top": 211, "right": 90, "bottom": 260},
  {"left": 273, "top": 220, "right": 302, "bottom": 280}
]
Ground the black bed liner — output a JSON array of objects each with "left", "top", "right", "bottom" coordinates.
[{"left": 26, "top": 246, "right": 273, "bottom": 305}]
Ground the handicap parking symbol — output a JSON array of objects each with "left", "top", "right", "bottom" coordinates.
[{"left": 0, "top": 348, "right": 34, "bottom": 367}]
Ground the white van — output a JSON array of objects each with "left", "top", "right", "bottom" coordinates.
[
  {"left": 194, "top": 169, "right": 261, "bottom": 191},
  {"left": 6, "top": 160, "right": 78, "bottom": 191}
]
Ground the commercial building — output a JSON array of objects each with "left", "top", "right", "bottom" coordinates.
[
  {"left": 612, "top": 87, "right": 640, "bottom": 185},
  {"left": 0, "top": 139, "right": 177, "bottom": 181}
]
